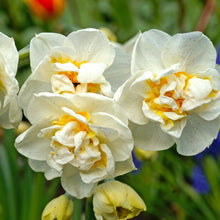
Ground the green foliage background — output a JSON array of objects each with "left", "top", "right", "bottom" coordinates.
[{"left": 0, "top": 0, "right": 220, "bottom": 219}]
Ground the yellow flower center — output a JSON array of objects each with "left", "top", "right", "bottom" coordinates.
[
  {"left": 51, "top": 57, "right": 101, "bottom": 93},
  {"left": 51, "top": 111, "right": 107, "bottom": 170},
  {"left": 144, "top": 71, "right": 215, "bottom": 126}
]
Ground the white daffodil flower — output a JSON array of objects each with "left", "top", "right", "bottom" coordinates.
[
  {"left": 19, "top": 28, "right": 131, "bottom": 116},
  {"left": 0, "top": 33, "right": 22, "bottom": 129},
  {"left": 115, "top": 29, "right": 220, "bottom": 156},
  {"left": 15, "top": 93, "right": 134, "bottom": 198}
]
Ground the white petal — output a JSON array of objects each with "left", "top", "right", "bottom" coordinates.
[
  {"left": 0, "top": 33, "right": 18, "bottom": 74},
  {"left": 69, "top": 93, "right": 128, "bottom": 125},
  {"left": 197, "top": 68, "right": 220, "bottom": 90},
  {"left": 154, "top": 95, "right": 178, "bottom": 111},
  {"left": 123, "top": 33, "right": 139, "bottom": 55},
  {"left": 66, "top": 28, "right": 115, "bottom": 66},
  {"left": 29, "top": 159, "right": 61, "bottom": 180},
  {"left": 15, "top": 120, "right": 52, "bottom": 160},
  {"left": 142, "top": 101, "right": 164, "bottom": 124},
  {"left": 25, "top": 93, "right": 66, "bottom": 124},
  {"left": 114, "top": 75, "right": 148, "bottom": 125},
  {"left": 163, "top": 112, "right": 186, "bottom": 120},
  {"left": 131, "top": 29, "right": 170, "bottom": 75},
  {"left": 114, "top": 156, "right": 136, "bottom": 177},
  {"left": 30, "top": 33, "right": 67, "bottom": 70},
  {"left": 77, "top": 63, "right": 106, "bottom": 83},
  {"left": 80, "top": 144, "right": 115, "bottom": 184},
  {"left": 176, "top": 114, "right": 220, "bottom": 155},
  {"left": 181, "top": 98, "right": 210, "bottom": 112},
  {"left": 160, "top": 118, "right": 187, "bottom": 138},
  {"left": 129, "top": 121, "right": 175, "bottom": 151},
  {"left": 53, "top": 147, "right": 74, "bottom": 164},
  {"left": 162, "top": 32, "right": 216, "bottom": 73},
  {"left": 62, "top": 107, "right": 88, "bottom": 123},
  {"left": 104, "top": 45, "right": 131, "bottom": 92},
  {"left": 61, "top": 164, "right": 96, "bottom": 199},
  {"left": 18, "top": 80, "right": 51, "bottom": 116},
  {"left": 51, "top": 74, "right": 75, "bottom": 94},
  {"left": 186, "top": 77, "right": 212, "bottom": 100},
  {"left": 197, "top": 97, "right": 220, "bottom": 120},
  {"left": 52, "top": 62, "right": 79, "bottom": 72},
  {"left": 100, "top": 81, "right": 113, "bottom": 97},
  {"left": 0, "top": 97, "right": 22, "bottom": 129},
  {"left": 53, "top": 121, "right": 77, "bottom": 147},
  {"left": 130, "top": 71, "right": 153, "bottom": 97},
  {"left": 91, "top": 112, "right": 134, "bottom": 161}
]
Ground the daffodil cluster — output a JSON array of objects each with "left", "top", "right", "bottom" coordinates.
[
  {"left": 1, "top": 28, "right": 220, "bottom": 215},
  {"left": 16, "top": 28, "right": 134, "bottom": 199}
]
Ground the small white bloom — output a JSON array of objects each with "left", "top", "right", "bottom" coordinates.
[
  {"left": 15, "top": 93, "right": 134, "bottom": 198},
  {"left": 0, "top": 33, "right": 21, "bottom": 129},
  {"left": 19, "top": 28, "right": 131, "bottom": 116},
  {"left": 115, "top": 29, "right": 220, "bottom": 156}
]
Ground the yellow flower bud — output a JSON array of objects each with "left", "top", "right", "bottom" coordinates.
[
  {"left": 134, "top": 147, "right": 157, "bottom": 162},
  {"left": 41, "top": 194, "right": 74, "bottom": 220},
  {"left": 100, "top": 27, "right": 117, "bottom": 42},
  {"left": 93, "top": 180, "right": 146, "bottom": 220}
]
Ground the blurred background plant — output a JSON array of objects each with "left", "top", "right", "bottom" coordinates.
[{"left": 0, "top": 0, "right": 220, "bottom": 219}]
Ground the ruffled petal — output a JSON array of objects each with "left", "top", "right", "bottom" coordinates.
[
  {"left": 61, "top": 164, "right": 96, "bottom": 199},
  {"left": 29, "top": 159, "right": 61, "bottom": 180},
  {"left": 80, "top": 144, "right": 115, "bottom": 184},
  {"left": 30, "top": 33, "right": 67, "bottom": 70},
  {"left": 15, "top": 120, "right": 52, "bottom": 160},
  {"left": 176, "top": 114, "right": 220, "bottom": 155},
  {"left": 131, "top": 29, "right": 170, "bottom": 75},
  {"left": 197, "top": 97, "right": 220, "bottom": 121},
  {"left": 129, "top": 121, "right": 175, "bottom": 151},
  {"left": 104, "top": 45, "right": 131, "bottom": 92},
  {"left": 0, "top": 32, "right": 18, "bottom": 74},
  {"left": 114, "top": 156, "right": 136, "bottom": 177},
  {"left": 114, "top": 75, "right": 148, "bottom": 125},
  {"left": 162, "top": 32, "right": 216, "bottom": 74},
  {"left": 66, "top": 28, "right": 115, "bottom": 66},
  {"left": 91, "top": 112, "right": 134, "bottom": 161}
]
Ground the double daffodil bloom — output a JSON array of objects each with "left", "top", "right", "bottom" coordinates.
[
  {"left": 15, "top": 93, "right": 134, "bottom": 198},
  {"left": 115, "top": 30, "right": 220, "bottom": 155},
  {"left": 93, "top": 180, "right": 146, "bottom": 220},
  {"left": 41, "top": 194, "right": 74, "bottom": 220},
  {"left": 19, "top": 28, "right": 130, "bottom": 116},
  {"left": 0, "top": 33, "right": 21, "bottom": 128}
]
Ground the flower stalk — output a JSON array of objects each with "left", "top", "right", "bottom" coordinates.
[{"left": 18, "top": 45, "right": 30, "bottom": 68}]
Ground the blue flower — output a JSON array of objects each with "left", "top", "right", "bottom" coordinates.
[
  {"left": 191, "top": 165, "right": 210, "bottom": 194},
  {"left": 216, "top": 44, "right": 220, "bottom": 65},
  {"left": 191, "top": 130, "right": 220, "bottom": 194}
]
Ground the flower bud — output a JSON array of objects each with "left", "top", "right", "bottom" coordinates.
[
  {"left": 93, "top": 180, "right": 146, "bottom": 220},
  {"left": 100, "top": 27, "right": 117, "bottom": 42},
  {"left": 16, "top": 121, "right": 31, "bottom": 136},
  {"left": 24, "top": 0, "right": 66, "bottom": 20},
  {"left": 41, "top": 194, "right": 74, "bottom": 220},
  {"left": 134, "top": 147, "right": 157, "bottom": 162}
]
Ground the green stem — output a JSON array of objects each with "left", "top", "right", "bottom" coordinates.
[
  {"left": 85, "top": 197, "right": 96, "bottom": 220},
  {"left": 28, "top": 173, "right": 46, "bottom": 220},
  {"left": 72, "top": 198, "right": 83, "bottom": 220},
  {"left": 18, "top": 45, "right": 30, "bottom": 68}
]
